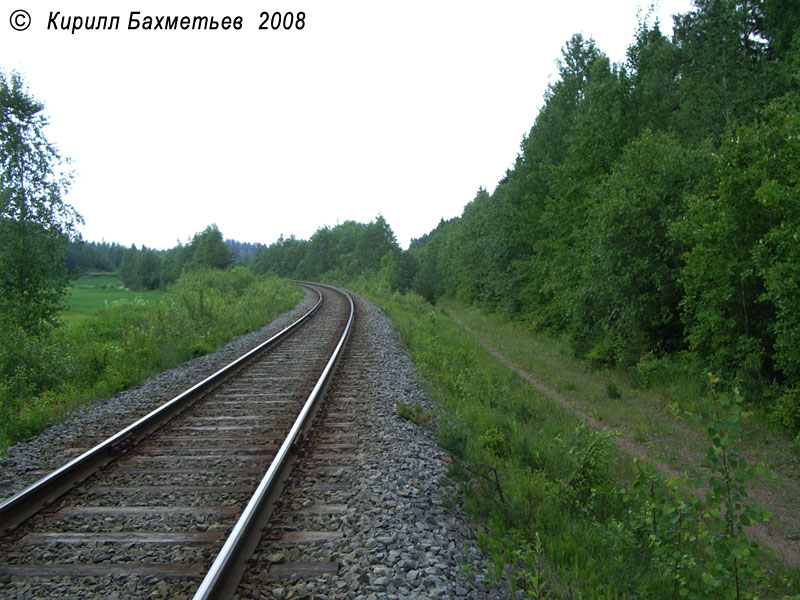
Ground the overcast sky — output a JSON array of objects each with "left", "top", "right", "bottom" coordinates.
[{"left": 2, "top": 0, "right": 694, "bottom": 250}]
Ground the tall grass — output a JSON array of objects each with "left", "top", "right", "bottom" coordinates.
[
  {"left": 0, "top": 268, "right": 302, "bottom": 452},
  {"left": 360, "top": 285, "right": 798, "bottom": 599}
]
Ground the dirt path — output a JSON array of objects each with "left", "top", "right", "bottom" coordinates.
[{"left": 450, "top": 313, "right": 800, "bottom": 568}]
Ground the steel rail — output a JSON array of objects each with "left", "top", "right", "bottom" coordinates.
[
  {"left": 0, "top": 284, "right": 323, "bottom": 536},
  {"left": 192, "top": 284, "right": 355, "bottom": 600}
]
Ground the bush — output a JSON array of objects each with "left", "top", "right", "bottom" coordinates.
[
  {"left": 771, "top": 386, "right": 800, "bottom": 431},
  {"left": 0, "top": 321, "right": 67, "bottom": 402}
]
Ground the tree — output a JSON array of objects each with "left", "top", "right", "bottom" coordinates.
[
  {"left": 357, "top": 216, "right": 398, "bottom": 272},
  {"left": 185, "top": 224, "right": 232, "bottom": 272},
  {"left": 450, "top": 187, "right": 513, "bottom": 308},
  {"left": 0, "top": 71, "right": 82, "bottom": 333},
  {"left": 381, "top": 248, "right": 417, "bottom": 293},
  {"left": 297, "top": 226, "right": 335, "bottom": 279},
  {"left": 625, "top": 20, "right": 681, "bottom": 136},
  {"left": 578, "top": 131, "right": 711, "bottom": 363},
  {"left": 517, "top": 35, "right": 607, "bottom": 329},
  {"left": 672, "top": 0, "right": 772, "bottom": 144},
  {"left": 675, "top": 92, "right": 800, "bottom": 394},
  {"left": 251, "top": 234, "right": 308, "bottom": 277},
  {"left": 409, "top": 217, "right": 459, "bottom": 303}
]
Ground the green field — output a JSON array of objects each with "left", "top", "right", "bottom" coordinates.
[{"left": 64, "top": 272, "right": 163, "bottom": 320}]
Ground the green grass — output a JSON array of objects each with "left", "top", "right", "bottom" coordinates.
[
  {"left": 65, "top": 288, "right": 163, "bottom": 319},
  {"left": 63, "top": 272, "right": 163, "bottom": 321},
  {"left": 357, "top": 285, "right": 800, "bottom": 599},
  {"left": 438, "top": 298, "right": 800, "bottom": 561},
  {"left": 71, "top": 272, "right": 123, "bottom": 288}
]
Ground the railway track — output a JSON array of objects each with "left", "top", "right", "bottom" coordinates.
[
  {"left": 234, "top": 295, "right": 493, "bottom": 599},
  {"left": 0, "top": 283, "right": 354, "bottom": 599}
]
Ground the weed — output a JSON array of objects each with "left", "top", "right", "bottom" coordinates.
[
  {"left": 396, "top": 402, "right": 430, "bottom": 425},
  {"left": 683, "top": 375, "right": 771, "bottom": 599},
  {"left": 618, "top": 375, "right": 774, "bottom": 599},
  {"left": 459, "top": 560, "right": 476, "bottom": 586},
  {"left": 479, "top": 425, "right": 510, "bottom": 459},
  {"left": 606, "top": 380, "right": 621, "bottom": 399},
  {"left": 513, "top": 532, "right": 551, "bottom": 599},
  {"left": 559, "top": 423, "right": 615, "bottom": 512}
]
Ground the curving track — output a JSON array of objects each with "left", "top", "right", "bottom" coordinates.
[{"left": 0, "top": 283, "right": 354, "bottom": 599}]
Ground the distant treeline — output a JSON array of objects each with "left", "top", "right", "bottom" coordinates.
[
  {"left": 66, "top": 225, "right": 265, "bottom": 290},
  {"left": 250, "top": 215, "right": 410, "bottom": 286},
  {"left": 67, "top": 217, "right": 406, "bottom": 293},
  {"left": 402, "top": 1, "right": 800, "bottom": 427}
]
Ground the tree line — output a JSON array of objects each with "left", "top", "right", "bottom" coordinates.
[
  {"left": 63, "top": 216, "right": 402, "bottom": 291},
  {"left": 249, "top": 216, "right": 404, "bottom": 284},
  {"left": 402, "top": 0, "right": 800, "bottom": 430},
  {"left": 65, "top": 226, "right": 266, "bottom": 290}
]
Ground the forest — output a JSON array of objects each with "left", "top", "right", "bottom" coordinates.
[
  {"left": 240, "top": 0, "right": 800, "bottom": 437},
  {"left": 396, "top": 0, "right": 800, "bottom": 436}
]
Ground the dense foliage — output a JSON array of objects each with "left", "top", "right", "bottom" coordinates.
[
  {"left": 65, "top": 240, "right": 126, "bottom": 273},
  {"left": 65, "top": 229, "right": 265, "bottom": 289},
  {"left": 116, "top": 224, "right": 233, "bottom": 290},
  {"left": 250, "top": 215, "right": 401, "bottom": 282},
  {"left": 401, "top": 0, "right": 800, "bottom": 429}
]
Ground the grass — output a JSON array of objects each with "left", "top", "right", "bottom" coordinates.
[
  {"left": 439, "top": 298, "right": 800, "bottom": 560},
  {"left": 63, "top": 272, "right": 163, "bottom": 322},
  {"left": 1, "top": 269, "right": 303, "bottom": 453},
  {"left": 71, "top": 272, "right": 123, "bottom": 288},
  {"left": 358, "top": 286, "right": 800, "bottom": 599},
  {"left": 396, "top": 401, "right": 431, "bottom": 425}
]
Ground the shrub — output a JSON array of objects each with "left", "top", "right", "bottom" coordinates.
[{"left": 605, "top": 381, "right": 621, "bottom": 399}]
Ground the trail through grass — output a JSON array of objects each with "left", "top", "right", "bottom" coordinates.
[{"left": 442, "top": 298, "right": 800, "bottom": 566}]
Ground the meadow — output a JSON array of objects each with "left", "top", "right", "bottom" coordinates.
[{"left": 63, "top": 272, "right": 163, "bottom": 321}]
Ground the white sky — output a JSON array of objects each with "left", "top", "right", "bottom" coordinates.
[{"left": 1, "top": 0, "right": 694, "bottom": 250}]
